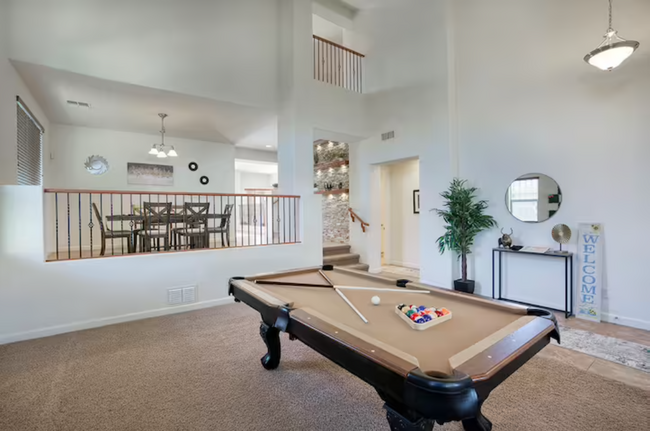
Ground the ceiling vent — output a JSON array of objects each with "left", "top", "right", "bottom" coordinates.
[
  {"left": 381, "top": 131, "right": 395, "bottom": 141},
  {"left": 66, "top": 100, "right": 91, "bottom": 108}
]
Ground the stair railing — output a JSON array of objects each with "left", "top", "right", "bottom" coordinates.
[{"left": 348, "top": 208, "right": 369, "bottom": 233}]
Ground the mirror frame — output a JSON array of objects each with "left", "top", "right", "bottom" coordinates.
[{"left": 505, "top": 173, "right": 562, "bottom": 223}]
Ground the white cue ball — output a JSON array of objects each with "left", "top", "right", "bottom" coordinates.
[{"left": 371, "top": 295, "right": 381, "bottom": 305}]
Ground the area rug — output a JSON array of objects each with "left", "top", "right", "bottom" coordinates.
[
  {"left": 555, "top": 324, "right": 649, "bottom": 372},
  {"left": 1, "top": 304, "right": 648, "bottom": 431}
]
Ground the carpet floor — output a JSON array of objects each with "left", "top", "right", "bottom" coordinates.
[{"left": 1, "top": 304, "right": 648, "bottom": 431}]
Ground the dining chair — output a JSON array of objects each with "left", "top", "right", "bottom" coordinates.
[
  {"left": 206, "top": 204, "right": 234, "bottom": 247},
  {"left": 173, "top": 202, "right": 210, "bottom": 249},
  {"left": 138, "top": 202, "right": 172, "bottom": 252},
  {"left": 92, "top": 203, "right": 135, "bottom": 256}
]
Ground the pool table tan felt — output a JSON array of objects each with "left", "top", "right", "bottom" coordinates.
[{"left": 241, "top": 267, "right": 555, "bottom": 378}]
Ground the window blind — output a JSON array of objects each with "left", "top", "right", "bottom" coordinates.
[{"left": 16, "top": 97, "right": 44, "bottom": 185}]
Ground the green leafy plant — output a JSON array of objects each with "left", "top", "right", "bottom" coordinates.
[{"left": 433, "top": 179, "right": 497, "bottom": 281}]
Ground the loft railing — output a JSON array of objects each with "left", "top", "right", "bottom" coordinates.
[
  {"left": 43, "top": 189, "right": 301, "bottom": 261},
  {"left": 348, "top": 208, "right": 369, "bottom": 233},
  {"left": 313, "top": 35, "right": 364, "bottom": 93}
]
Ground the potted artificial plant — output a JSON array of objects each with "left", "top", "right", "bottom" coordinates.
[{"left": 433, "top": 179, "right": 497, "bottom": 294}]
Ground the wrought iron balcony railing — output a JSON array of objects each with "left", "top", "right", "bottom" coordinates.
[{"left": 43, "top": 189, "right": 301, "bottom": 261}]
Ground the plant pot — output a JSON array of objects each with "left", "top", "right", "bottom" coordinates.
[{"left": 453, "top": 279, "right": 475, "bottom": 294}]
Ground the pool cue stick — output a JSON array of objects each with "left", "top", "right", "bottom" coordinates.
[
  {"left": 318, "top": 270, "right": 335, "bottom": 287},
  {"left": 335, "top": 288, "right": 368, "bottom": 324},
  {"left": 334, "top": 286, "right": 430, "bottom": 294}
]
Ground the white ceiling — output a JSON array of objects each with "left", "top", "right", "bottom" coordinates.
[
  {"left": 13, "top": 61, "right": 278, "bottom": 150},
  {"left": 235, "top": 160, "right": 278, "bottom": 175}
]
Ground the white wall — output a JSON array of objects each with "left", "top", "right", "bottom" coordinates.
[
  {"left": 0, "top": 14, "right": 51, "bottom": 185},
  {"left": 351, "top": 0, "right": 649, "bottom": 330},
  {"left": 387, "top": 159, "right": 420, "bottom": 268},
  {"left": 7, "top": 0, "right": 280, "bottom": 108},
  {"left": 454, "top": 0, "right": 650, "bottom": 329},
  {"left": 48, "top": 125, "right": 235, "bottom": 193},
  {"left": 235, "top": 147, "right": 278, "bottom": 164},
  {"left": 236, "top": 171, "right": 276, "bottom": 193},
  {"left": 311, "top": 81, "right": 367, "bottom": 138},
  {"left": 349, "top": 0, "right": 453, "bottom": 286},
  {"left": 0, "top": 185, "right": 321, "bottom": 343}
]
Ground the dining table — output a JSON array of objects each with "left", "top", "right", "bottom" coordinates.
[{"left": 104, "top": 212, "right": 228, "bottom": 253}]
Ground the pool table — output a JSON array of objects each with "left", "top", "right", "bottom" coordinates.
[{"left": 229, "top": 266, "right": 559, "bottom": 431}]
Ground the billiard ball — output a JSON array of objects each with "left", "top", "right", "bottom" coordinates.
[{"left": 371, "top": 296, "right": 381, "bottom": 305}]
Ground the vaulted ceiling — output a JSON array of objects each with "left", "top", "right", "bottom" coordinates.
[{"left": 13, "top": 61, "right": 278, "bottom": 150}]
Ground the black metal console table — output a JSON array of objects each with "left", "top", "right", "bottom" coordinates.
[{"left": 492, "top": 248, "right": 573, "bottom": 318}]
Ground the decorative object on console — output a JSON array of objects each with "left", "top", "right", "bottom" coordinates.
[
  {"left": 551, "top": 224, "right": 572, "bottom": 253},
  {"left": 84, "top": 155, "right": 109, "bottom": 175},
  {"left": 505, "top": 173, "right": 562, "bottom": 223},
  {"left": 433, "top": 179, "right": 497, "bottom": 294},
  {"left": 520, "top": 246, "right": 550, "bottom": 253},
  {"left": 413, "top": 190, "right": 420, "bottom": 214},
  {"left": 498, "top": 228, "right": 513, "bottom": 249},
  {"left": 148, "top": 113, "right": 178, "bottom": 158},
  {"left": 200, "top": 176, "right": 209, "bottom": 185},
  {"left": 188, "top": 162, "right": 198, "bottom": 171},
  {"left": 584, "top": 0, "right": 639, "bottom": 71}
]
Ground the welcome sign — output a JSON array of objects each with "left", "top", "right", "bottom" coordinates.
[{"left": 576, "top": 223, "right": 604, "bottom": 322}]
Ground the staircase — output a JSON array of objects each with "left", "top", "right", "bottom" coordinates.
[{"left": 323, "top": 244, "right": 369, "bottom": 271}]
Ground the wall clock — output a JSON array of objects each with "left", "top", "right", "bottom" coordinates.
[{"left": 188, "top": 162, "right": 198, "bottom": 171}]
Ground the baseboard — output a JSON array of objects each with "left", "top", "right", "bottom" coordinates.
[
  {"left": 601, "top": 312, "right": 650, "bottom": 331},
  {"left": 387, "top": 260, "right": 420, "bottom": 270},
  {"left": 0, "top": 297, "right": 235, "bottom": 345}
]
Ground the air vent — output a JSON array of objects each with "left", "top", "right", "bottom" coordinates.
[
  {"left": 66, "top": 100, "right": 92, "bottom": 109},
  {"left": 381, "top": 131, "right": 395, "bottom": 141}
]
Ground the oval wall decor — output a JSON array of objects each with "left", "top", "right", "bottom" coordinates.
[
  {"left": 200, "top": 176, "right": 209, "bottom": 185},
  {"left": 188, "top": 162, "right": 198, "bottom": 171},
  {"left": 84, "top": 155, "right": 109, "bottom": 175}
]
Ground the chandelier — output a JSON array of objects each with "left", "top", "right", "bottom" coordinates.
[
  {"left": 148, "top": 113, "right": 178, "bottom": 158},
  {"left": 584, "top": 0, "right": 639, "bottom": 71}
]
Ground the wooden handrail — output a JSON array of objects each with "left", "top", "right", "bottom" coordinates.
[
  {"left": 44, "top": 189, "right": 300, "bottom": 198},
  {"left": 348, "top": 208, "right": 369, "bottom": 233},
  {"left": 313, "top": 35, "right": 365, "bottom": 58}
]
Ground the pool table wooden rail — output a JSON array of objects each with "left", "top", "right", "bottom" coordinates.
[{"left": 229, "top": 268, "right": 560, "bottom": 431}]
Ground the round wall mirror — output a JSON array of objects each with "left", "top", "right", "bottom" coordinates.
[{"left": 505, "top": 173, "right": 562, "bottom": 223}]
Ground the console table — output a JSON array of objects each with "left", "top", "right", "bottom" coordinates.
[{"left": 492, "top": 248, "right": 574, "bottom": 318}]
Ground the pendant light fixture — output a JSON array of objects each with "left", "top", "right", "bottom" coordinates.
[
  {"left": 584, "top": 0, "right": 639, "bottom": 71},
  {"left": 149, "top": 113, "right": 178, "bottom": 158}
]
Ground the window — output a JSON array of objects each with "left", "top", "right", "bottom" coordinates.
[
  {"left": 507, "top": 177, "right": 539, "bottom": 222},
  {"left": 16, "top": 96, "right": 44, "bottom": 185}
]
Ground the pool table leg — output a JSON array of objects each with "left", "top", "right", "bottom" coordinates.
[
  {"left": 259, "top": 322, "right": 281, "bottom": 370},
  {"left": 384, "top": 403, "right": 435, "bottom": 431},
  {"left": 461, "top": 408, "right": 492, "bottom": 431}
]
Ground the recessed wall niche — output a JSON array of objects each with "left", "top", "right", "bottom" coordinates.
[{"left": 314, "top": 140, "right": 349, "bottom": 244}]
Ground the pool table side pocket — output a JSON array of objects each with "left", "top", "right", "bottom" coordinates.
[
  {"left": 292, "top": 307, "right": 420, "bottom": 377},
  {"left": 453, "top": 317, "right": 556, "bottom": 381}
]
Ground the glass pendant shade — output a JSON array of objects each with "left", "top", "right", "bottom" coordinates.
[
  {"left": 148, "top": 113, "right": 178, "bottom": 157},
  {"left": 584, "top": 30, "right": 639, "bottom": 71}
]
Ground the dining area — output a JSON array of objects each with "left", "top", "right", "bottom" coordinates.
[{"left": 44, "top": 190, "right": 301, "bottom": 261}]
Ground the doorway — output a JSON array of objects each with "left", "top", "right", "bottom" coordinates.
[{"left": 379, "top": 158, "right": 420, "bottom": 275}]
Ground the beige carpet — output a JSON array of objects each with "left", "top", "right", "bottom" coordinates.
[{"left": 1, "top": 305, "right": 648, "bottom": 431}]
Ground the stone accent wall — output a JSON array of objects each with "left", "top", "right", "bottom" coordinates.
[{"left": 314, "top": 141, "right": 349, "bottom": 244}]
